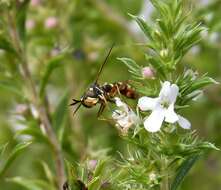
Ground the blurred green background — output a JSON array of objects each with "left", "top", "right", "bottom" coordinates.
[{"left": 0, "top": 0, "right": 220, "bottom": 189}]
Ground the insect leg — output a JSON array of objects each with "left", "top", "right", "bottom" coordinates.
[
  {"left": 97, "top": 103, "right": 106, "bottom": 117},
  {"left": 63, "top": 181, "right": 69, "bottom": 190},
  {"left": 98, "top": 94, "right": 114, "bottom": 114},
  {"left": 116, "top": 83, "right": 123, "bottom": 99}
]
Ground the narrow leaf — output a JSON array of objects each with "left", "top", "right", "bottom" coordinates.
[
  {"left": 87, "top": 177, "right": 100, "bottom": 190},
  {"left": 16, "top": 128, "right": 49, "bottom": 145},
  {"left": 0, "top": 81, "right": 24, "bottom": 99},
  {"left": 16, "top": 0, "right": 30, "bottom": 43},
  {"left": 0, "top": 35, "right": 17, "bottom": 54},
  {"left": 41, "top": 162, "right": 56, "bottom": 187},
  {"left": 39, "top": 54, "right": 64, "bottom": 97},
  {"left": 0, "top": 141, "right": 32, "bottom": 177},
  {"left": 170, "top": 155, "right": 200, "bottom": 190},
  {"left": 0, "top": 143, "right": 9, "bottom": 159},
  {"left": 117, "top": 57, "right": 142, "bottom": 80},
  {"left": 7, "top": 177, "right": 53, "bottom": 190},
  {"left": 129, "top": 14, "right": 153, "bottom": 40},
  {"left": 52, "top": 91, "right": 68, "bottom": 140}
]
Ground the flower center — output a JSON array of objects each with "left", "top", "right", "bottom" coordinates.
[{"left": 161, "top": 100, "right": 170, "bottom": 109}]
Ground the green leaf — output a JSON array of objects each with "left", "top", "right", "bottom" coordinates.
[
  {"left": 16, "top": 0, "right": 30, "bottom": 43},
  {"left": 88, "top": 177, "right": 100, "bottom": 190},
  {"left": 157, "top": 19, "right": 169, "bottom": 38},
  {"left": 150, "top": 0, "right": 168, "bottom": 18},
  {"left": 7, "top": 177, "right": 53, "bottom": 190},
  {"left": 93, "top": 160, "right": 107, "bottom": 178},
  {"left": 170, "top": 155, "right": 200, "bottom": 190},
  {"left": 196, "top": 142, "right": 220, "bottom": 151},
  {"left": 41, "top": 162, "right": 56, "bottom": 187},
  {"left": 0, "top": 35, "right": 17, "bottom": 54},
  {"left": 182, "top": 76, "right": 218, "bottom": 96},
  {"left": 16, "top": 127, "right": 49, "bottom": 145},
  {"left": 147, "top": 56, "right": 166, "bottom": 79},
  {"left": 117, "top": 57, "right": 142, "bottom": 80},
  {"left": 0, "top": 141, "right": 32, "bottom": 177},
  {"left": 128, "top": 14, "right": 153, "bottom": 40},
  {"left": 52, "top": 91, "right": 68, "bottom": 140},
  {"left": 39, "top": 54, "right": 65, "bottom": 98},
  {"left": 0, "top": 143, "right": 9, "bottom": 159},
  {"left": 190, "top": 77, "right": 218, "bottom": 92},
  {"left": 0, "top": 81, "right": 24, "bottom": 99}
]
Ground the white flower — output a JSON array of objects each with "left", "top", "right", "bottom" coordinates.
[
  {"left": 149, "top": 172, "right": 157, "bottom": 181},
  {"left": 112, "top": 98, "right": 140, "bottom": 132},
  {"left": 138, "top": 81, "right": 191, "bottom": 132}
]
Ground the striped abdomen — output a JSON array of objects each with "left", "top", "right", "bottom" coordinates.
[{"left": 101, "top": 82, "right": 138, "bottom": 99}]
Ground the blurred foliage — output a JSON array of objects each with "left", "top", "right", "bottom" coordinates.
[{"left": 0, "top": 0, "right": 220, "bottom": 190}]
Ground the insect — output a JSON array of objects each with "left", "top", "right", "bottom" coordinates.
[
  {"left": 70, "top": 44, "right": 138, "bottom": 117},
  {"left": 63, "top": 180, "right": 88, "bottom": 190}
]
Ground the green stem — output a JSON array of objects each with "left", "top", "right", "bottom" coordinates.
[{"left": 162, "top": 157, "right": 169, "bottom": 190}]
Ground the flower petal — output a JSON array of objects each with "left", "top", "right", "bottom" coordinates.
[
  {"left": 138, "top": 97, "right": 158, "bottom": 111},
  {"left": 115, "top": 97, "right": 128, "bottom": 111},
  {"left": 112, "top": 110, "right": 123, "bottom": 120},
  {"left": 168, "top": 84, "right": 179, "bottom": 104},
  {"left": 165, "top": 104, "right": 179, "bottom": 123},
  {"left": 159, "top": 81, "right": 171, "bottom": 98},
  {"left": 117, "top": 116, "right": 130, "bottom": 128},
  {"left": 128, "top": 110, "right": 140, "bottom": 125},
  {"left": 177, "top": 115, "right": 191, "bottom": 129},
  {"left": 143, "top": 108, "right": 165, "bottom": 132}
]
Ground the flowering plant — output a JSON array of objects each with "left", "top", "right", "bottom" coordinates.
[
  {"left": 0, "top": 0, "right": 219, "bottom": 190},
  {"left": 108, "top": 0, "right": 219, "bottom": 189}
]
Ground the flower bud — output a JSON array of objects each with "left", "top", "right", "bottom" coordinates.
[
  {"left": 15, "top": 104, "right": 29, "bottom": 115},
  {"left": 160, "top": 49, "right": 168, "bottom": 58},
  {"left": 88, "top": 160, "right": 97, "bottom": 170},
  {"left": 31, "top": 0, "right": 41, "bottom": 6},
  {"left": 44, "top": 17, "right": 58, "bottom": 29},
  {"left": 149, "top": 173, "right": 157, "bottom": 181},
  {"left": 50, "top": 47, "right": 60, "bottom": 56},
  {"left": 142, "top": 67, "right": 155, "bottom": 79},
  {"left": 26, "top": 19, "right": 35, "bottom": 30}
]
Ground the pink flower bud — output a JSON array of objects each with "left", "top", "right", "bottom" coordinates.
[
  {"left": 88, "top": 160, "right": 97, "bottom": 170},
  {"left": 50, "top": 47, "right": 60, "bottom": 56},
  {"left": 31, "top": 0, "right": 41, "bottom": 6},
  {"left": 44, "top": 17, "right": 58, "bottom": 29},
  {"left": 15, "top": 104, "right": 29, "bottom": 115},
  {"left": 26, "top": 19, "right": 35, "bottom": 30},
  {"left": 142, "top": 67, "right": 155, "bottom": 79}
]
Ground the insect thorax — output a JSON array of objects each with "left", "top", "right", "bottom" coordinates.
[{"left": 81, "top": 84, "right": 103, "bottom": 108}]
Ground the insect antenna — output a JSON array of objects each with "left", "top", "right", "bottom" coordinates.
[
  {"left": 70, "top": 99, "right": 82, "bottom": 116},
  {"left": 69, "top": 99, "right": 81, "bottom": 106},
  {"left": 94, "top": 43, "right": 115, "bottom": 84},
  {"left": 72, "top": 103, "right": 82, "bottom": 116}
]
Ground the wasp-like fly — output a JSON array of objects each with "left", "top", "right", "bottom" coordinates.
[
  {"left": 70, "top": 44, "right": 138, "bottom": 117},
  {"left": 63, "top": 180, "right": 88, "bottom": 190}
]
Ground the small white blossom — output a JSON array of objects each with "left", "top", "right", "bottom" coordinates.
[
  {"left": 112, "top": 98, "right": 140, "bottom": 133},
  {"left": 138, "top": 81, "right": 191, "bottom": 132},
  {"left": 149, "top": 172, "right": 157, "bottom": 181}
]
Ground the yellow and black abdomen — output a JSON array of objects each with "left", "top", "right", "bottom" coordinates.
[{"left": 82, "top": 97, "right": 99, "bottom": 108}]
